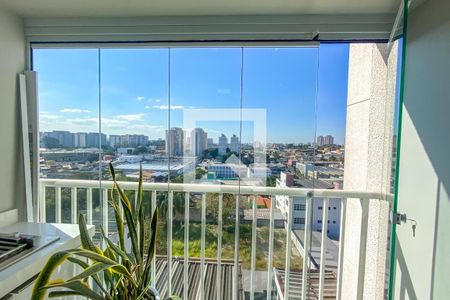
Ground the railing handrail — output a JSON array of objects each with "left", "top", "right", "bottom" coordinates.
[
  {"left": 39, "top": 178, "right": 391, "bottom": 200},
  {"left": 38, "top": 177, "right": 393, "bottom": 299}
]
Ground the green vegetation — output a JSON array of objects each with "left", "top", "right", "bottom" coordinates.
[
  {"left": 152, "top": 192, "right": 303, "bottom": 271},
  {"left": 266, "top": 175, "right": 278, "bottom": 187},
  {"left": 33, "top": 164, "right": 180, "bottom": 300},
  {"left": 154, "top": 222, "right": 302, "bottom": 271},
  {"left": 87, "top": 153, "right": 100, "bottom": 163},
  {"left": 42, "top": 136, "right": 61, "bottom": 148},
  {"left": 132, "top": 146, "right": 148, "bottom": 155},
  {"left": 195, "top": 167, "right": 207, "bottom": 179},
  {"left": 43, "top": 172, "right": 302, "bottom": 278},
  {"left": 203, "top": 148, "right": 218, "bottom": 159}
]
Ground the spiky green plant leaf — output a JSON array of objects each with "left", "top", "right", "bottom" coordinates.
[
  {"left": 31, "top": 251, "right": 71, "bottom": 300},
  {"left": 109, "top": 163, "right": 141, "bottom": 263},
  {"left": 138, "top": 164, "right": 145, "bottom": 260},
  {"left": 69, "top": 262, "right": 113, "bottom": 281},
  {"left": 109, "top": 163, "right": 132, "bottom": 212},
  {"left": 42, "top": 280, "right": 104, "bottom": 300},
  {"left": 110, "top": 184, "right": 126, "bottom": 251},
  {"left": 78, "top": 214, "right": 99, "bottom": 254},
  {"left": 141, "top": 208, "right": 158, "bottom": 288},
  {"left": 100, "top": 224, "right": 130, "bottom": 262},
  {"left": 67, "top": 257, "right": 109, "bottom": 297},
  {"left": 34, "top": 164, "right": 178, "bottom": 300},
  {"left": 48, "top": 291, "right": 84, "bottom": 298}
]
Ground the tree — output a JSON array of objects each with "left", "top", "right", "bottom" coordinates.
[
  {"left": 103, "top": 148, "right": 115, "bottom": 156},
  {"left": 195, "top": 168, "right": 207, "bottom": 179},
  {"left": 42, "top": 136, "right": 61, "bottom": 148},
  {"left": 132, "top": 146, "right": 148, "bottom": 155},
  {"left": 170, "top": 175, "right": 184, "bottom": 183},
  {"left": 156, "top": 191, "right": 185, "bottom": 225},
  {"left": 221, "top": 151, "right": 240, "bottom": 163},
  {"left": 86, "top": 153, "right": 99, "bottom": 163},
  {"left": 205, "top": 193, "right": 236, "bottom": 224},
  {"left": 272, "top": 151, "right": 280, "bottom": 160},
  {"left": 210, "top": 148, "right": 219, "bottom": 158},
  {"left": 266, "top": 175, "right": 278, "bottom": 187}
]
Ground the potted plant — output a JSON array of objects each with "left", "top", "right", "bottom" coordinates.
[{"left": 32, "top": 164, "right": 179, "bottom": 300}]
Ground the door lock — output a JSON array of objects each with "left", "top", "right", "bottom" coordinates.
[
  {"left": 393, "top": 212, "right": 417, "bottom": 237},
  {"left": 394, "top": 212, "right": 407, "bottom": 225}
]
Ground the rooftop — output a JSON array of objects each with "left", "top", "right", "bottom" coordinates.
[
  {"left": 154, "top": 256, "right": 244, "bottom": 300},
  {"left": 293, "top": 178, "right": 334, "bottom": 190},
  {"left": 274, "top": 268, "right": 337, "bottom": 300},
  {"left": 243, "top": 208, "right": 285, "bottom": 222}
]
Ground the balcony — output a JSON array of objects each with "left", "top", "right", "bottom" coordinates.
[{"left": 39, "top": 178, "right": 391, "bottom": 299}]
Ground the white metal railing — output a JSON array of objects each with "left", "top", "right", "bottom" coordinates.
[{"left": 39, "top": 178, "right": 391, "bottom": 300}]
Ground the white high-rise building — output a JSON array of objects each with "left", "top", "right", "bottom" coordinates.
[
  {"left": 109, "top": 135, "right": 122, "bottom": 148},
  {"left": 275, "top": 172, "right": 341, "bottom": 240},
  {"left": 43, "top": 130, "right": 74, "bottom": 148},
  {"left": 218, "top": 134, "right": 228, "bottom": 155},
  {"left": 86, "top": 132, "right": 107, "bottom": 147},
  {"left": 207, "top": 138, "right": 214, "bottom": 148},
  {"left": 165, "top": 127, "right": 184, "bottom": 157},
  {"left": 122, "top": 134, "right": 149, "bottom": 147},
  {"left": 230, "top": 134, "right": 239, "bottom": 153},
  {"left": 317, "top": 135, "right": 325, "bottom": 147},
  {"left": 324, "top": 135, "right": 334, "bottom": 145},
  {"left": 73, "top": 132, "right": 87, "bottom": 148},
  {"left": 190, "top": 128, "right": 208, "bottom": 157}
]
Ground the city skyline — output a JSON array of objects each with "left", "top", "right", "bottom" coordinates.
[
  {"left": 34, "top": 44, "right": 349, "bottom": 144},
  {"left": 40, "top": 128, "right": 338, "bottom": 149}
]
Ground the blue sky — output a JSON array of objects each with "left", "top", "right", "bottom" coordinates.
[{"left": 34, "top": 44, "right": 349, "bottom": 144}]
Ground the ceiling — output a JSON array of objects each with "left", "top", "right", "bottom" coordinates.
[{"left": 0, "top": 0, "right": 409, "bottom": 18}]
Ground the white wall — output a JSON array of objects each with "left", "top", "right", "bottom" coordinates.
[
  {"left": 394, "top": 0, "right": 450, "bottom": 298},
  {"left": 0, "top": 7, "right": 26, "bottom": 216},
  {"left": 342, "top": 42, "right": 396, "bottom": 300}
]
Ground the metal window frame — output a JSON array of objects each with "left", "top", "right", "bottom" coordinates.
[{"left": 24, "top": 14, "right": 394, "bottom": 46}]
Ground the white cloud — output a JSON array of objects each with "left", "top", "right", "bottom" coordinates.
[
  {"left": 40, "top": 114, "right": 61, "bottom": 120},
  {"left": 66, "top": 118, "right": 98, "bottom": 125},
  {"left": 60, "top": 108, "right": 91, "bottom": 113},
  {"left": 145, "top": 106, "right": 151, "bottom": 109},
  {"left": 68, "top": 114, "right": 145, "bottom": 124},
  {"left": 40, "top": 114, "right": 167, "bottom": 138},
  {"left": 116, "top": 113, "right": 145, "bottom": 121},
  {"left": 152, "top": 105, "right": 185, "bottom": 110},
  {"left": 217, "top": 88, "right": 231, "bottom": 94},
  {"left": 137, "top": 97, "right": 163, "bottom": 103},
  {"left": 203, "top": 128, "right": 221, "bottom": 135}
]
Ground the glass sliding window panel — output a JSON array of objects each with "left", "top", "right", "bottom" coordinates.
[
  {"left": 385, "top": 36, "right": 406, "bottom": 300},
  {"left": 99, "top": 49, "right": 170, "bottom": 184},
  {"left": 241, "top": 47, "right": 319, "bottom": 299},
  {"left": 99, "top": 48, "right": 170, "bottom": 250},
  {"left": 33, "top": 49, "right": 100, "bottom": 224},
  {"left": 169, "top": 48, "right": 242, "bottom": 183},
  {"left": 384, "top": 4, "right": 408, "bottom": 298},
  {"left": 168, "top": 48, "right": 243, "bottom": 299},
  {"left": 312, "top": 44, "right": 349, "bottom": 289}
]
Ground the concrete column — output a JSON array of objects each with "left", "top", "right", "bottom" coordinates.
[{"left": 341, "top": 43, "right": 398, "bottom": 299}]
